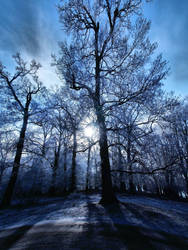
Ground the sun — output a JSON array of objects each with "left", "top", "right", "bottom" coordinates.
[{"left": 84, "top": 126, "right": 95, "bottom": 138}]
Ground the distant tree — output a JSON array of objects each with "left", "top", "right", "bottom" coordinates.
[
  {"left": 0, "top": 131, "right": 15, "bottom": 186},
  {"left": 0, "top": 54, "right": 44, "bottom": 206},
  {"left": 162, "top": 100, "right": 188, "bottom": 196},
  {"left": 108, "top": 102, "right": 156, "bottom": 192},
  {"left": 48, "top": 110, "right": 65, "bottom": 195},
  {"left": 24, "top": 94, "right": 68, "bottom": 195},
  {"left": 51, "top": 87, "right": 89, "bottom": 192},
  {"left": 56, "top": 0, "right": 169, "bottom": 204}
]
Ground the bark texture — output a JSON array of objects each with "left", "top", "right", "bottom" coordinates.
[{"left": 1, "top": 110, "right": 29, "bottom": 207}]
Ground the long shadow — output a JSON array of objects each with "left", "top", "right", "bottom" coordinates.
[
  {"left": 0, "top": 198, "right": 69, "bottom": 249},
  {"left": 1, "top": 194, "right": 188, "bottom": 249},
  {"left": 63, "top": 195, "right": 113, "bottom": 250},
  {"left": 16, "top": 195, "right": 104, "bottom": 250},
  {"left": 0, "top": 195, "right": 103, "bottom": 250},
  {"left": 83, "top": 196, "right": 147, "bottom": 249},
  {"left": 0, "top": 225, "right": 33, "bottom": 250},
  {"left": 51, "top": 195, "right": 127, "bottom": 250},
  {"left": 102, "top": 202, "right": 157, "bottom": 250},
  {"left": 103, "top": 201, "right": 188, "bottom": 250}
]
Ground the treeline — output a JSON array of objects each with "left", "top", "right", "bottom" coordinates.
[
  {"left": 0, "top": 0, "right": 188, "bottom": 206},
  {"left": 0, "top": 65, "right": 187, "bottom": 204}
]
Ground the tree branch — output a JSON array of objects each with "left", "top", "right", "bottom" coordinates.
[{"left": 111, "top": 159, "right": 178, "bottom": 175}]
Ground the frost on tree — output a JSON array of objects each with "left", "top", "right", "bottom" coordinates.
[{"left": 56, "top": 0, "right": 168, "bottom": 204}]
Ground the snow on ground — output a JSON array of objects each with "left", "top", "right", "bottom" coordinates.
[{"left": 0, "top": 194, "right": 188, "bottom": 249}]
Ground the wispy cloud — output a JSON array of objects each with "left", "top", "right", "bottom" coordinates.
[
  {"left": 0, "top": 0, "right": 63, "bottom": 87},
  {"left": 0, "top": 0, "right": 41, "bottom": 56},
  {"left": 0, "top": 0, "right": 187, "bottom": 94},
  {"left": 144, "top": 0, "right": 188, "bottom": 95}
]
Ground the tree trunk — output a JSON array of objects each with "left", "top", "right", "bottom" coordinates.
[
  {"left": 118, "top": 146, "right": 125, "bottom": 191},
  {"left": 49, "top": 167, "right": 57, "bottom": 196},
  {"left": 0, "top": 164, "right": 6, "bottom": 187},
  {"left": 70, "top": 129, "right": 77, "bottom": 192},
  {"left": 1, "top": 111, "right": 29, "bottom": 207},
  {"left": 0, "top": 170, "right": 3, "bottom": 187},
  {"left": 152, "top": 174, "right": 162, "bottom": 196},
  {"left": 49, "top": 146, "right": 60, "bottom": 196},
  {"left": 127, "top": 135, "right": 135, "bottom": 193},
  {"left": 63, "top": 146, "right": 67, "bottom": 192},
  {"left": 94, "top": 158, "right": 99, "bottom": 190},
  {"left": 183, "top": 159, "right": 188, "bottom": 197},
  {"left": 96, "top": 106, "right": 118, "bottom": 204},
  {"left": 86, "top": 145, "right": 91, "bottom": 191}
]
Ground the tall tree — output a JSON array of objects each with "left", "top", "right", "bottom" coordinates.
[
  {"left": 57, "top": 0, "right": 168, "bottom": 204},
  {"left": 0, "top": 54, "right": 43, "bottom": 206}
]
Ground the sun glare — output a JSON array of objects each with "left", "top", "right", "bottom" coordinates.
[{"left": 84, "top": 126, "right": 94, "bottom": 138}]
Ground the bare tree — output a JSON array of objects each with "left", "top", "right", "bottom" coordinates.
[
  {"left": 0, "top": 54, "right": 43, "bottom": 206},
  {"left": 51, "top": 88, "right": 88, "bottom": 192},
  {"left": 55, "top": 0, "right": 168, "bottom": 204},
  {"left": 0, "top": 131, "right": 15, "bottom": 186}
]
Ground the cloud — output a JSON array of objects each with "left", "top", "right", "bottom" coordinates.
[
  {"left": 1, "top": 0, "right": 187, "bottom": 94},
  {"left": 0, "top": 0, "right": 64, "bottom": 88},
  {"left": 158, "top": 1, "right": 188, "bottom": 89},
  {"left": 0, "top": 0, "right": 41, "bottom": 56},
  {"left": 144, "top": 0, "right": 188, "bottom": 95}
]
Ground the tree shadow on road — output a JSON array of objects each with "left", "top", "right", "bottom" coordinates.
[
  {"left": 1, "top": 195, "right": 188, "bottom": 250},
  {"left": 0, "top": 225, "right": 33, "bottom": 250},
  {"left": 80, "top": 196, "right": 188, "bottom": 250},
  {"left": 84, "top": 197, "right": 156, "bottom": 250},
  {"left": 102, "top": 201, "right": 188, "bottom": 250}
]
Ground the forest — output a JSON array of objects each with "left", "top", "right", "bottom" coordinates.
[{"left": 0, "top": 0, "right": 188, "bottom": 249}]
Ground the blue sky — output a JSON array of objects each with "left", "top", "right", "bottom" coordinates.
[
  {"left": 0, "top": 0, "right": 187, "bottom": 96},
  {"left": 144, "top": 0, "right": 188, "bottom": 97}
]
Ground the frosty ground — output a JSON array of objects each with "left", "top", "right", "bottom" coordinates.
[{"left": 0, "top": 194, "right": 188, "bottom": 250}]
